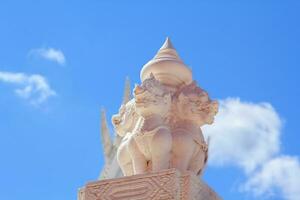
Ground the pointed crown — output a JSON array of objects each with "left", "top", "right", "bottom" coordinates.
[{"left": 140, "top": 37, "right": 193, "bottom": 87}]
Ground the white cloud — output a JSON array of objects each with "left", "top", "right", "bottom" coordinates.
[
  {"left": 202, "top": 98, "right": 300, "bottom": 200},
  {"left": 29, "top": 47, "right": 66, "bottom": 65},
  {"left": 0, "top": 71, "right": 56, "bottom": 105},
  {"left": 203, "top": 98, "right": 282, "bottom": 173},
  {"left": 243, "top": 156, "right": 300, "bottom": 200}
]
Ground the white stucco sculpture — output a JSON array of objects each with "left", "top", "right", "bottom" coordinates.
[
  {"left": 112, "top": 99, "right": 139, "bottom": 176},
  {"left": 110, "top": 38, "right": 219, "bottom": 177},
  {"left": 88, "top": 37, "right": 222, "bottom": 200},
  {"left": 171, "top": 82, "right": 218, "bottom": 175},
  {"left": 129, "top": 74, "right": 172, "bottom": 174}
]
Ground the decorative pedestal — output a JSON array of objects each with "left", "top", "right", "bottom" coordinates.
[{"left": 78, "top": 168, "right": 220, "bottom": 200}]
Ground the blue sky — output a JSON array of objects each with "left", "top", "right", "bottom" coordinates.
[{"left": 0, "top": 1, "right": 300, "bottom": 200}]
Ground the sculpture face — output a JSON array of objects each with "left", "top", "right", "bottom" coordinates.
[
  {"left": 133, "top": 75, "right": 171, "bottom": 117},
  {"left": 112, "top": 100, "right": 137, "bottom": 137},
  {"left": 177, "top": 83, "right": 218, "bottom": 126}
]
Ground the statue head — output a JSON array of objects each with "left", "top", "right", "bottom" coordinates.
[
  {"left": 112, "top": 99, "right": 139, "bottom": 137},
  {"left": 133, "top": 73, "right": 171, "bottom": 118},
  {"left": 176, "top": 82, "right": 218, "bottom": 126}
]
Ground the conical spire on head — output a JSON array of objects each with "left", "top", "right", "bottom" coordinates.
[
  {"left": 160, "top": 37, "right": 174, "bottom": 50},
  {"left": 140, "top": 37, "right": 192, "bottom": 88},
  {"left": 154, "top": 37, "right": 180, "bottom": 60}
]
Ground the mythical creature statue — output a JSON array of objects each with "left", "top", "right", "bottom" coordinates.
[
  {"left": 111, "top": 99, "right": 139, "bottom": 176},
  {"left": 127, "top": 74, "right": 172, "bottom": 174},
  {"left": 171, "top": 82, "right": 218, "bottom": 175},
  {"left": 94, "top": 37, "right": 222, "bottom": 200},
  {"left": 110, "top": 38, "right": 219, "bottom": 177}
]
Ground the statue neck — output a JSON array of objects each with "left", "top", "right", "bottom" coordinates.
[
  {"left": 141, "top": 114, "right": 165, "bottom": 132},
  {"left": 176, "top": 120, "right": 202, "bottom": 134}
]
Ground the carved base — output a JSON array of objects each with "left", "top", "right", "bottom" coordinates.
[{"left": 78, "top": 168, "right": 221, "bottom": 200}]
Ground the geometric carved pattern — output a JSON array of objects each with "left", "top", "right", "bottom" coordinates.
[
  {"left": 79, "top": 168, "right": 221, "bottom": 200},
  {"left": 85, "top": 169, "right": 179, "bottom": 200},
  {"left": 179, "top": 173, "right": 190, "bottom": 200}
]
